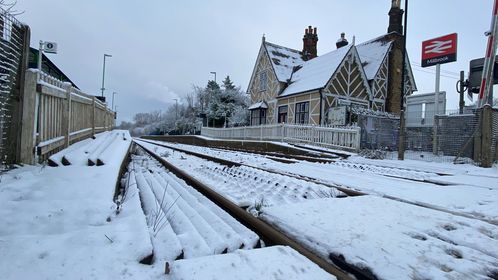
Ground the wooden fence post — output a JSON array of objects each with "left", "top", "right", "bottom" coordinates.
[
  {"left": 19, "top": 70, "right": 38, "bottom": 164},
  {"left": 281, "top": 123, "right": 285, "bottom": 142},
  {"left": 91, "top": 97, "right": 96, "bottom": 137},
  {"left": 480, "top": 105, "right": 493, "bottom": 167},
  {"left": 62, "top": 82, "right": 72, "bottom": 147}
]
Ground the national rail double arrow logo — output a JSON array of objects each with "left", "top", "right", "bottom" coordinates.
[{"left": 421, "top": 33, "right": 458, "bottom": 68}]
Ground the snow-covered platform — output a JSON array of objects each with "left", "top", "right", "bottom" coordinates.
[
  {"left": 0, "top": 130, "right": 157, "bottom": 279},
  {"left": 261, "top": 196, "right": 498, "bottom": 280},
  {"left": 168, "top": 246, "right": 336, "bottom": 280}
]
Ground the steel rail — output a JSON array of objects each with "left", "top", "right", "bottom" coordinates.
[
  {"left": 134, "top": 141, "right": 357, "bottom": 280},
  {"left": 137, "top": 138, "right": 498, "bottom": 226}
]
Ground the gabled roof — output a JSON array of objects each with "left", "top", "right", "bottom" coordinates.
[
  {"left": 248, "top": 100, "right": 268, "bottom": 110},
  {"left": 356, "top": 35, "right": 393, "bottom": 80},
  {"left": 264, "top": 42, "right": 305, "bottom": 82},
  {"left": 280, "top": 44, "right": 353, "bottom": 97}
]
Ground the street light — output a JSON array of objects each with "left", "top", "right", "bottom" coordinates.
[
  {"left": 210, "top": 71, "right": 216, "bottom": 83},
  {"left": 101, "top": 54, "right": 112, "bottom": 98},
  {"left": 173, "top": 98, "right": 178, "bottom": 121},
  {"left": 112, "top": 92, "right": 118, "bottom": 111}
]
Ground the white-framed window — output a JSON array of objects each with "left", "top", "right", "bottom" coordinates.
[{"left": 259, "top": 71, "right": 268, "bottom": 91}]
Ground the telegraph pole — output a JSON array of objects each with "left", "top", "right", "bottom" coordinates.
[{"left": 398, "top": 0, "right": 408, "bottom": 160}]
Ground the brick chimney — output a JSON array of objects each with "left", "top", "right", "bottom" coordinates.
[
  {"left": 336, "top": 33, "right": 348, "bottom": 49},
  {"left": 388, "top": 0, "right": 404, "bottom": 34},
  {"left": 302, "top": 26, "right": 318, "bottom": 61}
]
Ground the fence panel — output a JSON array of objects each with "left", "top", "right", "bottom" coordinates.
[
  {"left": 201, "top": 124, "right": 361, "bottom": 151},
  {"left": 20, "top": 70, "right": 115, "bottom": 163}
]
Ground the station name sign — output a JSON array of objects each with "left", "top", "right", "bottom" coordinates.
[{"left": 421, "top": 33, "right": 457, "bottom": 67}]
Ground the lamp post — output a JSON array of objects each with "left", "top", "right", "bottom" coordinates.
[
  {"left": 112, "top": 92, "right": 118, "bottom": 111},
  {"left": 101, "top": 54, "right": 112, "bottom": 98},
  {"left": 173, "top": 98, "right": 178, "bottom": 120},
  {"left": 210, "top": 71, "right": 216, "bottom": 83}
]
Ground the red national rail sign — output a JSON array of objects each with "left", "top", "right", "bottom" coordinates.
[{"left": 421, "top": 33, "right": 458, "bottom": 67}]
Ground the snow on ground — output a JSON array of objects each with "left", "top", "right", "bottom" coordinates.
[
  {"left": 127, "top": 153, "right": 259, "bottom": 262},
  {"left": 136, "top": 139, "right": 344, "bottom": 209},
  {"left": 49, "top": 130, "right": 129, "bottom": 166},
  {"left": 150, "top": 140, "right": 498, "bottom": 223},
  {"left": 0, "top": 130, "right": 160, "bottom": 280},
  {"left": 261, "top": 196, "right": 498, "bottom": 280},
  {"left": 169, "top": 246, "right": 336, "bottom": 280}
]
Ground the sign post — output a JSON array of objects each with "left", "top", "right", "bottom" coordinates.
[
  {"left": 421, "top": 33, "right": 457, "bottom": 155},
  {"left": 422, "top": 33, "right": 458, "bottom": 115}
]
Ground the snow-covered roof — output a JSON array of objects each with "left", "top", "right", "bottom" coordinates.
[
  {"left": 248, "top": 101, "right": 268, "bottom": 110},
  {"left": 356, "top": 36, "right": 393, "bottom": 80},
  {"left": 280, "top": 44, "right": 352, "bottom": 97},
  {"left": 264, "top": 42, "right": 305, "bottom": 83}
]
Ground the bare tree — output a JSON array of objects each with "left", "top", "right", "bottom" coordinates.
[{"left": 0, "top": 0, "right": 23, "bottom": 15}]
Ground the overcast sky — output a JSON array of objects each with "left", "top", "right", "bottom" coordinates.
[{"left": 16, "top": 0, "right": 491, "bottom": 123}]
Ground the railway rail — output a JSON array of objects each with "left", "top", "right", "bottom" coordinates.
[
  {"left": 136, "top": 138, "right": 498, "bottom": 226},
  {"left": 133, "top": 140, "right": 361, "bottom": 280}
]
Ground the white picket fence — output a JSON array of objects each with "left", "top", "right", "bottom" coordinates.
[{"left": 201, "top": 124, "right": 361, "bottom": 151}]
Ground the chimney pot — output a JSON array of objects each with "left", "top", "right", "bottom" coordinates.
[
  {"left": 336, "top": 33, "right": 348, "bottom": 49},
  {"left": 302, "top": 26, "right": 318, "bottom": 61}
]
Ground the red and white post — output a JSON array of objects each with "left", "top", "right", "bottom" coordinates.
[{"left": 478, "top": 0, "right": 498, "bottom": 107}]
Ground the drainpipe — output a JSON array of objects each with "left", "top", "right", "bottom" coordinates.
[{"left": 319, "top": 89, "right": 323, "bottom": 125}]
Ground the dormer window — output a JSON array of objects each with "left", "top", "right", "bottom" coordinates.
[{"left": 259, "top": 71, "right": 268, "bottom": 91}]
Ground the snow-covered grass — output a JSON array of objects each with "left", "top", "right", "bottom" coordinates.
[
  {"left": 261, "top": 196, "right": 498, "bottom": 280},
  {"left": 169, "top": 246, "right": 336, "bottom": 280},
  {"left": 0, "top": 130, "right": 160, "bottom": 280}
]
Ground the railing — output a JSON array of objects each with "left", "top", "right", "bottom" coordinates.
[
  {"left": 19, "top": 69, "right": 115, "bottom": 163},
  {"left": 201, "top": 123, "right": 361, "bottom": 151}
]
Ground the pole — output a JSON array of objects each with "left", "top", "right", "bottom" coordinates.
[
  {"left": 101, "top": 54, "right": 112, "bottom": 98},
  {"left": 397, "top": 0, "right": 408, "bottom": 160},
  {"left": 459, "top": 71, "right": 465, "bottom": 114},
  {"left": 174, "top": 99, "right": 178, "bottom": 120},
  {"left": 479, "top": 0, "right": 498, "bottom": 107},
  {"left": 434, "top": 64, "right": 440, "bottom": 115},
  {"left": 37, "top": 41, "right": 43, "bottom": 71},
  {"left": 112, "top": 92, "right": 117, "bottom": 111},
  {"left": 210, "top": 71, "right": 216, "bottom": 83}
]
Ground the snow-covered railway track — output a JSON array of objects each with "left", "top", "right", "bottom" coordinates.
[
  {"left": 136, "top": 138, "right": 364, "bottom": 197},
  {"left": 136, "top": 139, "right": 498, "bottom": 226},
  {"left": 133, "top": 141, "right": 357, "bottom": 280},
  {"left": 125, "top": 154, "right": 260, "bottom": 262}
]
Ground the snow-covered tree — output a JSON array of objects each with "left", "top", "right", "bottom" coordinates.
[{"left": 119, "top": 75, "right": 249, "bottom": 135}]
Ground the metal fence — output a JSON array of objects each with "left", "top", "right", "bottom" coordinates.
[
  {"left": 201, "top": 124, "right": 361, "bottom": 151},
  {"left": 357, "top": 109, "right": 485, "bottom": 163},
  {"left": 0, "top": 7, "right": 28, "bottom": 168}
]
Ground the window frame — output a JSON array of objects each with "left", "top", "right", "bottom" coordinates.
[
  {"left": 278, "top": 105, "right": 288, "bottom": 123},
  {"left": 294, "top": 102, "right": 309, "bottom": 124},
  {"left": 259, "top": 70, "right": 268, "bottom": 92}
]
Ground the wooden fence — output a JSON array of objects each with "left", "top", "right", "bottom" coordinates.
[
  {"left": 20, "top": 69, "right": 115, "bottom": 164},
  {"left": 201, "top": 123, "right": 361, "bottom": 151}
]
